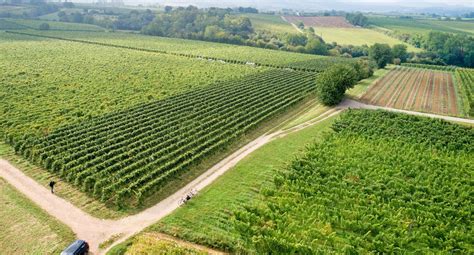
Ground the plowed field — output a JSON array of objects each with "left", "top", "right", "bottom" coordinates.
[{"left": 361, "top": 67, "right": 461, "bottom": 116}]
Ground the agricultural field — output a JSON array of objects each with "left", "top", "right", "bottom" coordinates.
[
  {"left": 0, "top": 178, "right": 75, "bottom": 254},
  {"left": 8, "top": 29, "right": 357, "bottom": 71},
  {"left": 17, "top": 70, "right": 315, "bottom": 207},
  {"left": 456, "top": 68, "right": 474, "bottom": 117},
  {"left": 0, "top": 31, "right": 266, "bottom": 141},
  {"left": 243, "top": 13, "right": 297, "bottom": 34},
  {"left": 0, "top": 18, "right": 104, "bottom": 31},
  {"left": 314, "top": 27, "right": 419, "bottom": 51},
  {"left": 284, "top": 16, "right": 354, "bottom": 28},
  {"left": 369, "top": 16, "right": 474, "bottom": 36},
  {"left": 109, "top": 112, "right": 339, "bottom": 253},
  {"left": 361, "top": 67, "right": 463, "bottom": 116},
  {"left": 281, "top": 16, "right": 417, "bottom": 51},
  {"left": 235, "top": 110, "right": 473, "bottom": 253}
]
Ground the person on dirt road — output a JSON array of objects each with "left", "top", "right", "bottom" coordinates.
[{"left": 49, "top": 180, "right": 56, "bottom": 194}]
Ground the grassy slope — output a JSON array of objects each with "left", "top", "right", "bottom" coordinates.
[
  {"left": 242, "top": 13, "right": 297, "bottom": 34},
  {"left": 369, "top": 16, "right": 474, "bottom": 35},
  {"left": 111, "top": 113, "right": 339, "bottom": 253},
  {"left": 0, "top": 178, "right": 75, "bottom": 254},
  {"left": 314, "top": 27, "right": 420, "bottom": 52}
]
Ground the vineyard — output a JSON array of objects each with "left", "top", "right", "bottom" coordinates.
[
  {"left": 456, "top": 68, "right": 474, "bottom": 117},
  {"left": 235, "top": 110, "right": 473, "bottom": 253},
  {"left": 361, "top": 67, "right": 462, "bottom": 116},
  {"left": 9, "top": 30, "right": 357, "bottom": 71},
  {"left": 0, "top": 31, "right": 266, "bottom": 141},
  {"left": 0, "top": 18, "right": 104, "bottom": 31},
  {"left": 15, "top": 70, "right": 316, "bottom": 206}
]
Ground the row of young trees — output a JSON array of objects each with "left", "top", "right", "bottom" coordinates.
[{"left": 380, "top": 30, "right": 474, "bottom": 67}]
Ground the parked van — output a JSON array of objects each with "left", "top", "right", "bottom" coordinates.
[{"left": 60, "top": 240, "right": 89, "bottom": 255}]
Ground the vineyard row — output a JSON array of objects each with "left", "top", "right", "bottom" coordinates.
[{"left": 17, "top": 70, "right": 316, "bottom": 206}]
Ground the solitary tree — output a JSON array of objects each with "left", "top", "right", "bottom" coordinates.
[
  {"left": 369, "top": 43, "right": 393, "bottom": 68},
  {"left": 316, "top": 64, "right": 358, "bottom": 106}
]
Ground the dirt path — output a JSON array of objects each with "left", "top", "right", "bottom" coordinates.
[
  {"left": 339, "top": 99, "right": 474, "bottom": 124},
  {"left": 0, "top": 109, "right": 341, "bottom": 255},
  {"left": 281, "top": 16, "right": 304, "bottom": 34}
]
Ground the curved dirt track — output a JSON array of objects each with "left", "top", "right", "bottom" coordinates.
[
  {"left": 0, "top": 109, "right": 342, "bottom": 255},
  {"left": 339, "top": 99, "right": 474, "bottom": 124}
]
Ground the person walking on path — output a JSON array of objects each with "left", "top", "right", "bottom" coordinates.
[{"left": 49, "top": 180, "right": 56, "bottom": 194}]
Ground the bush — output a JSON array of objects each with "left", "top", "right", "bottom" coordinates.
[
  {"left": 369, "top": 43, "right": 393, "bottom": 68},
  {"left": 38, "top": 23, "right": 50, "bottom": 30},
  {"left": 316, "top": 64, "right": 358, "bottom": 106},
  {"left": 352, "top": 59, "right": 373, "bottom": 80}
]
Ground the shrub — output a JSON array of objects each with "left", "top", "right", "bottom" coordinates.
[{"left": 38, "top": 23, "right": 50, "bottom": 30}]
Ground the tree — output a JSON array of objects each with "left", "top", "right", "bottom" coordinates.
[
  {"left": 305, "top": 36, "right": 328, "bottom": 55},
  {"left": 392, "top": 44, "right": 408, "bottom": 62},
  {"left": 285, "top": 34, "right": 307, "bottom": 46},
  {"left": 38, "top": 22, "right": 50, "bottom": 30},
  {"left": 297, "top": 21, "right": 304, "bottom": 29},
  {"left": 164, "top": 6, "right": 173, "bottom": 13},
  {"left": 346, "top": 13, "right": 368, "bottom": 27},
  {"left": 316, "top": 64, "right": 359, "bottom": 106},
  {"left": 369, "top": 43, "right": 393, "bottom": 68}
]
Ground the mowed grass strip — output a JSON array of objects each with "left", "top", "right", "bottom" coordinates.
[{"left": 0, "top": 178, "right": 75, "bottom": 254}]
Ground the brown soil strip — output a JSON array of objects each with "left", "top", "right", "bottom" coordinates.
[
  {"left": 361, "top": 68, "right": 399, "bottom": 103},
  {"left": 377, "top": 68, "right": 410, "bottom": 106},
  {"left": 432, "top": 73, "right": 442, "bottom": 114},
  {"left": 413, "top": 70, "right": 430, "bottom": 111},
  {"left": 391, "top": 68, "right": 421, "bottom": 109},
  {"left": 404, "top": 69, "right": 426, "bottom": 110},
  {"left": 422, "top": 72, "right": 435, "bottom": 112}
]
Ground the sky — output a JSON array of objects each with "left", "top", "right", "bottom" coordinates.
[{"left": 140, "top": 0, "right": 474, "bottom": 12}]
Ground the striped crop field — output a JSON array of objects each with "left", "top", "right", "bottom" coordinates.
[
  {"left": 16, "top": 70, "right": 315, "bottom": 207},
  {"left": 361, "top": 67, "right": 462, "bottom": 116}
]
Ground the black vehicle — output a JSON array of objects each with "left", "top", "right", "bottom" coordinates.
[{"left": 60, "top": 240, "right": 89, "bottom": 255}]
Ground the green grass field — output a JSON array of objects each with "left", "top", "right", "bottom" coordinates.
[
  {"left": 242, "top": 13, "right": 297, "bottom": 34},
  {"left": 369, "top": 16, "right": 474, "bottom": 36},
  {"left": 111, "top": 113, "right": 338, "bottom": 253},
  {"left": 0, "top": 178, "right": 75, "bottom": 254},
  {"left": 314, "top": 27, "right": 420, "bottom": 52}
]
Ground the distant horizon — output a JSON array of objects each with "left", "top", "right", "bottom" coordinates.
[{"left": 92, "top": 0, "right": 474, "bottom": 14}]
